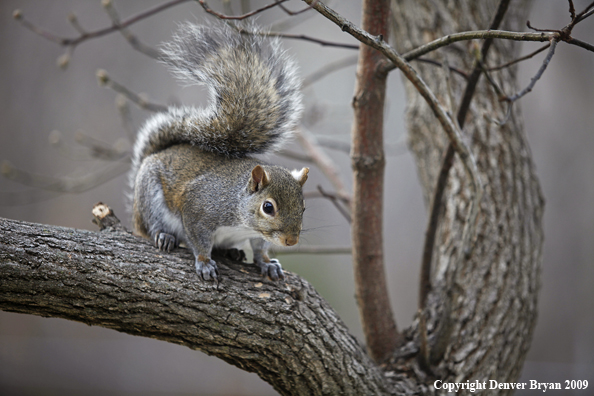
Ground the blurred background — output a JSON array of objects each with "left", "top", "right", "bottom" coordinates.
[{"left": 0, "top": 1, "right": 592, "bottom": 395}]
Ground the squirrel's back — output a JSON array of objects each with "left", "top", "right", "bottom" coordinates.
[{"left": 131, "top": 22, "right": 302, "bottom": 180}]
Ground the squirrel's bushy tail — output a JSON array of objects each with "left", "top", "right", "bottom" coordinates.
[{"left": 132, "top": 22, "right": 302, "bottom": 168}]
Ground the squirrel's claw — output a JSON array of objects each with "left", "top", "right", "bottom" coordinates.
[
  {"left": 196, "top": 258, "right": 219, "bottom": 282},
  {"left": 256, "top": 258, "right": 284, "bottom": 281},
  {"left": 155, "top": 232, "right": 177, "bottom": 252}
]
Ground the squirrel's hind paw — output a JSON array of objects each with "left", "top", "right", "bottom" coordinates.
[
  {"left": 154, "top": 232, "right": 177, "bottom": 252},
  {"left": 255, "top": 258, "right": 285, "bottom": 281},
  {"left": 196, "top": 257, "right": 219, "bottom": 281}
]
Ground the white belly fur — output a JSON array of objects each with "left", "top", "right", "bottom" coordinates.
[{"left": 212, "top": 225, "right": 261, "bottom": 250}]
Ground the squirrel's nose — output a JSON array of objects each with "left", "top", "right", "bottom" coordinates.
[{"left": 284, "top": 235, "right": 299, "bottom": 246}]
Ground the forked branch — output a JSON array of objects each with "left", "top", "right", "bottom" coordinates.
[{"left": 13, "top": 0, "right": 191, "bottom": 62}]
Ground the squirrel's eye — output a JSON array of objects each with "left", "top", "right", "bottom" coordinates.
[{"left": 263, "top": 201, "right": 275, "bottom": 215}]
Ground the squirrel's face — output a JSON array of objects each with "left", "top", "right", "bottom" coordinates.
[{"left": 248, "top": 165, "right": 308, "bottom": 247}]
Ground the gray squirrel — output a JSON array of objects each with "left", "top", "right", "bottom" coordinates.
[{"left": 130, "top": 23, "right": 308, "bottom": 282}]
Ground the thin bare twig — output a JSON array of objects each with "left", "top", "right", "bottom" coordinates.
[
  {"left": 1, "top": 160, "right": 130, "bottom": 194},
  {"left": 264, "top": 31, "right": 359, "bottom": 49},
  {"left": 196, "top": 0, "right": 289, "bottom": 20},
  {"left": 477, "top": 61, "right": 506, "bottom": 99},
  {"left": 526, "top": 20, "right": 556, "bottom": 33},
  {"left": 487, "top": 103, "right": 513, "bottom": 126},
  {"left": 575, "top": 7, "right": 594, "bottom": 24},
  {"left": 317, "top": 185, "right": 351, "bottom": 224},
  {"left": 277, "top": 0, "right": 319, "bottom": 16},
  {"left": 12, "top": 9, "right": 63, "bottom": 44},
  {"left": 302, "top": 55, "right": 358, "bottom": 88},
  {"left": 102, "top": 0, "right": 162, "bottom": 59},
  {"left": 13, "top": 0, "right": 191, "bottom": 50},
  {"left": 303, "top": 189, "right": 349, "bottom": 204},
  {"left": 487, "top": 42, "right": 551, "bottom": 71},
  {"left": 270, "top": 0, "right": 336, "bottom": 32},
  {"left": 566, "top": 37, "right": 594, "bottom": 52},
  {"left": 506, "top": 38, "right": 558, "bottom": 102},
  {"left": 295, "top": 127, "right": 351, "bottom": 205},
  {"left": 480, "top": 62, "right": 513, "bottom": 125},
  {"left": 415, "top": 58, "right": 469, "bottom": 79},
  {"left": 479, "top": 39, "right": 558, "bottom": 125},
  {"left": 96, "top": 69, "right": 168, "bottom": 113},
  {"left": 302, "top": 54, "right": 468, "bottom": 91},
  {"left": 569, "top": 0, "right": 577, "bottom": 21},
  {"left": 277, "top": 149, "right": 313, "bottom": 163},
  {"left": 67, "top": 13, "right": 87, "bottom": 35},
  {"left": 569, "top": 1, "right": 594, "bottom": 26},
  {"left": 314, "top": 137, "right": 351, "bottom": 154},
  {"left": 313, "top": 136, "right": 407, "bottom": 157},
  {"left": 48, "top": 130, "right": 129, "bottom": 162},
  {"left": 73, "top": 131, "right": 130, "bottom": 160}
]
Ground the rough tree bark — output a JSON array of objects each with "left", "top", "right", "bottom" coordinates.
[
  {"left": 389, "top": 0, "right": 543, "bottom": 391},
  {"left": 0, "top": 1, "right": 545, "bottom": 395},
  {"left": 0, "top": 216, "right": 390, "bottom": 396}
]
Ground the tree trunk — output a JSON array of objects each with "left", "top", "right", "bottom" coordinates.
[{"left": 390, "top": 0, "right": 543, "bottom": 392}]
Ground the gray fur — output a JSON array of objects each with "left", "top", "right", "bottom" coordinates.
[
  {"left": 130, "top": 22, "right": 302, "bottom": 184},
  {"left": 129, "top": 23, "right": 307, "bottom": 282}
]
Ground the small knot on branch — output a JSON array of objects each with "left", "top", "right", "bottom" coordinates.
[
  {"left": 96, "top": 69, "right": 109, "bottom": 86},
  {"left": 12, "top": 9, "right": 23, "bottom": 20},
  {"left": 57, "top": 53, "right": 70, "bottom": 70},
  {"left": 92, "top": 202, "right": 125, "bottom": 231}
]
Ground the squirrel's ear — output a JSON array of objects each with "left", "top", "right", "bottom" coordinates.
[
  {"left": 291, "top": 167, "right": 309, "bottom": 187},
  {"left": 249, "top": 165, "right": 270, "bottom": 192}
]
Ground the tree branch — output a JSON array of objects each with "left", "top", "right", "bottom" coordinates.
[
  {"left": 1, "top": 160, "right": 130, "bottom": 194},
  {"left": 96, "top": 69, "right": 168, "bottom": 113},
  {"left": 396, "top": 29, "right": 552, "bottom": 66},
  {"left": 317, "top": 185, "right": 351, "bottom": 224},
  {"left": 506, "top": 38, "right": 559, "bottom": 102},
  {"left": 348, "top": 0, "right": 400, "bottom": 362},
  {"left": 264, "top": 31, "right": 359, "bottom": 50},
  {"left": 0, "top": 215, "right": 393, "bottom": 396},
  {"left": 102, "top": 0, "right": 162, "bottom": 59},
  {"left": 486, "top": 42, "right": 550, "bottom": 71},
  {"left": 13, "top": 0, "right": 191, "bottom": 50},
  {"left": 196, "top": 0, "right": 290, "bottom": 20},
  {"left": 305, "top": 3, "right": 485, "bottom": 314},
  {"left": 295, "top": 128, "right": 351, "bottom": 205}
]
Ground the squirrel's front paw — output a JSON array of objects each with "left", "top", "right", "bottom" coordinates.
[
  {"left": 195, "top": 257, "right": 219, "bottom": 281},
  {"left": 154, "top": 232, "right": 177, "bottom": 252},
  {"left": 255, "top": 258, "right": 284, "bottom": 281}
]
